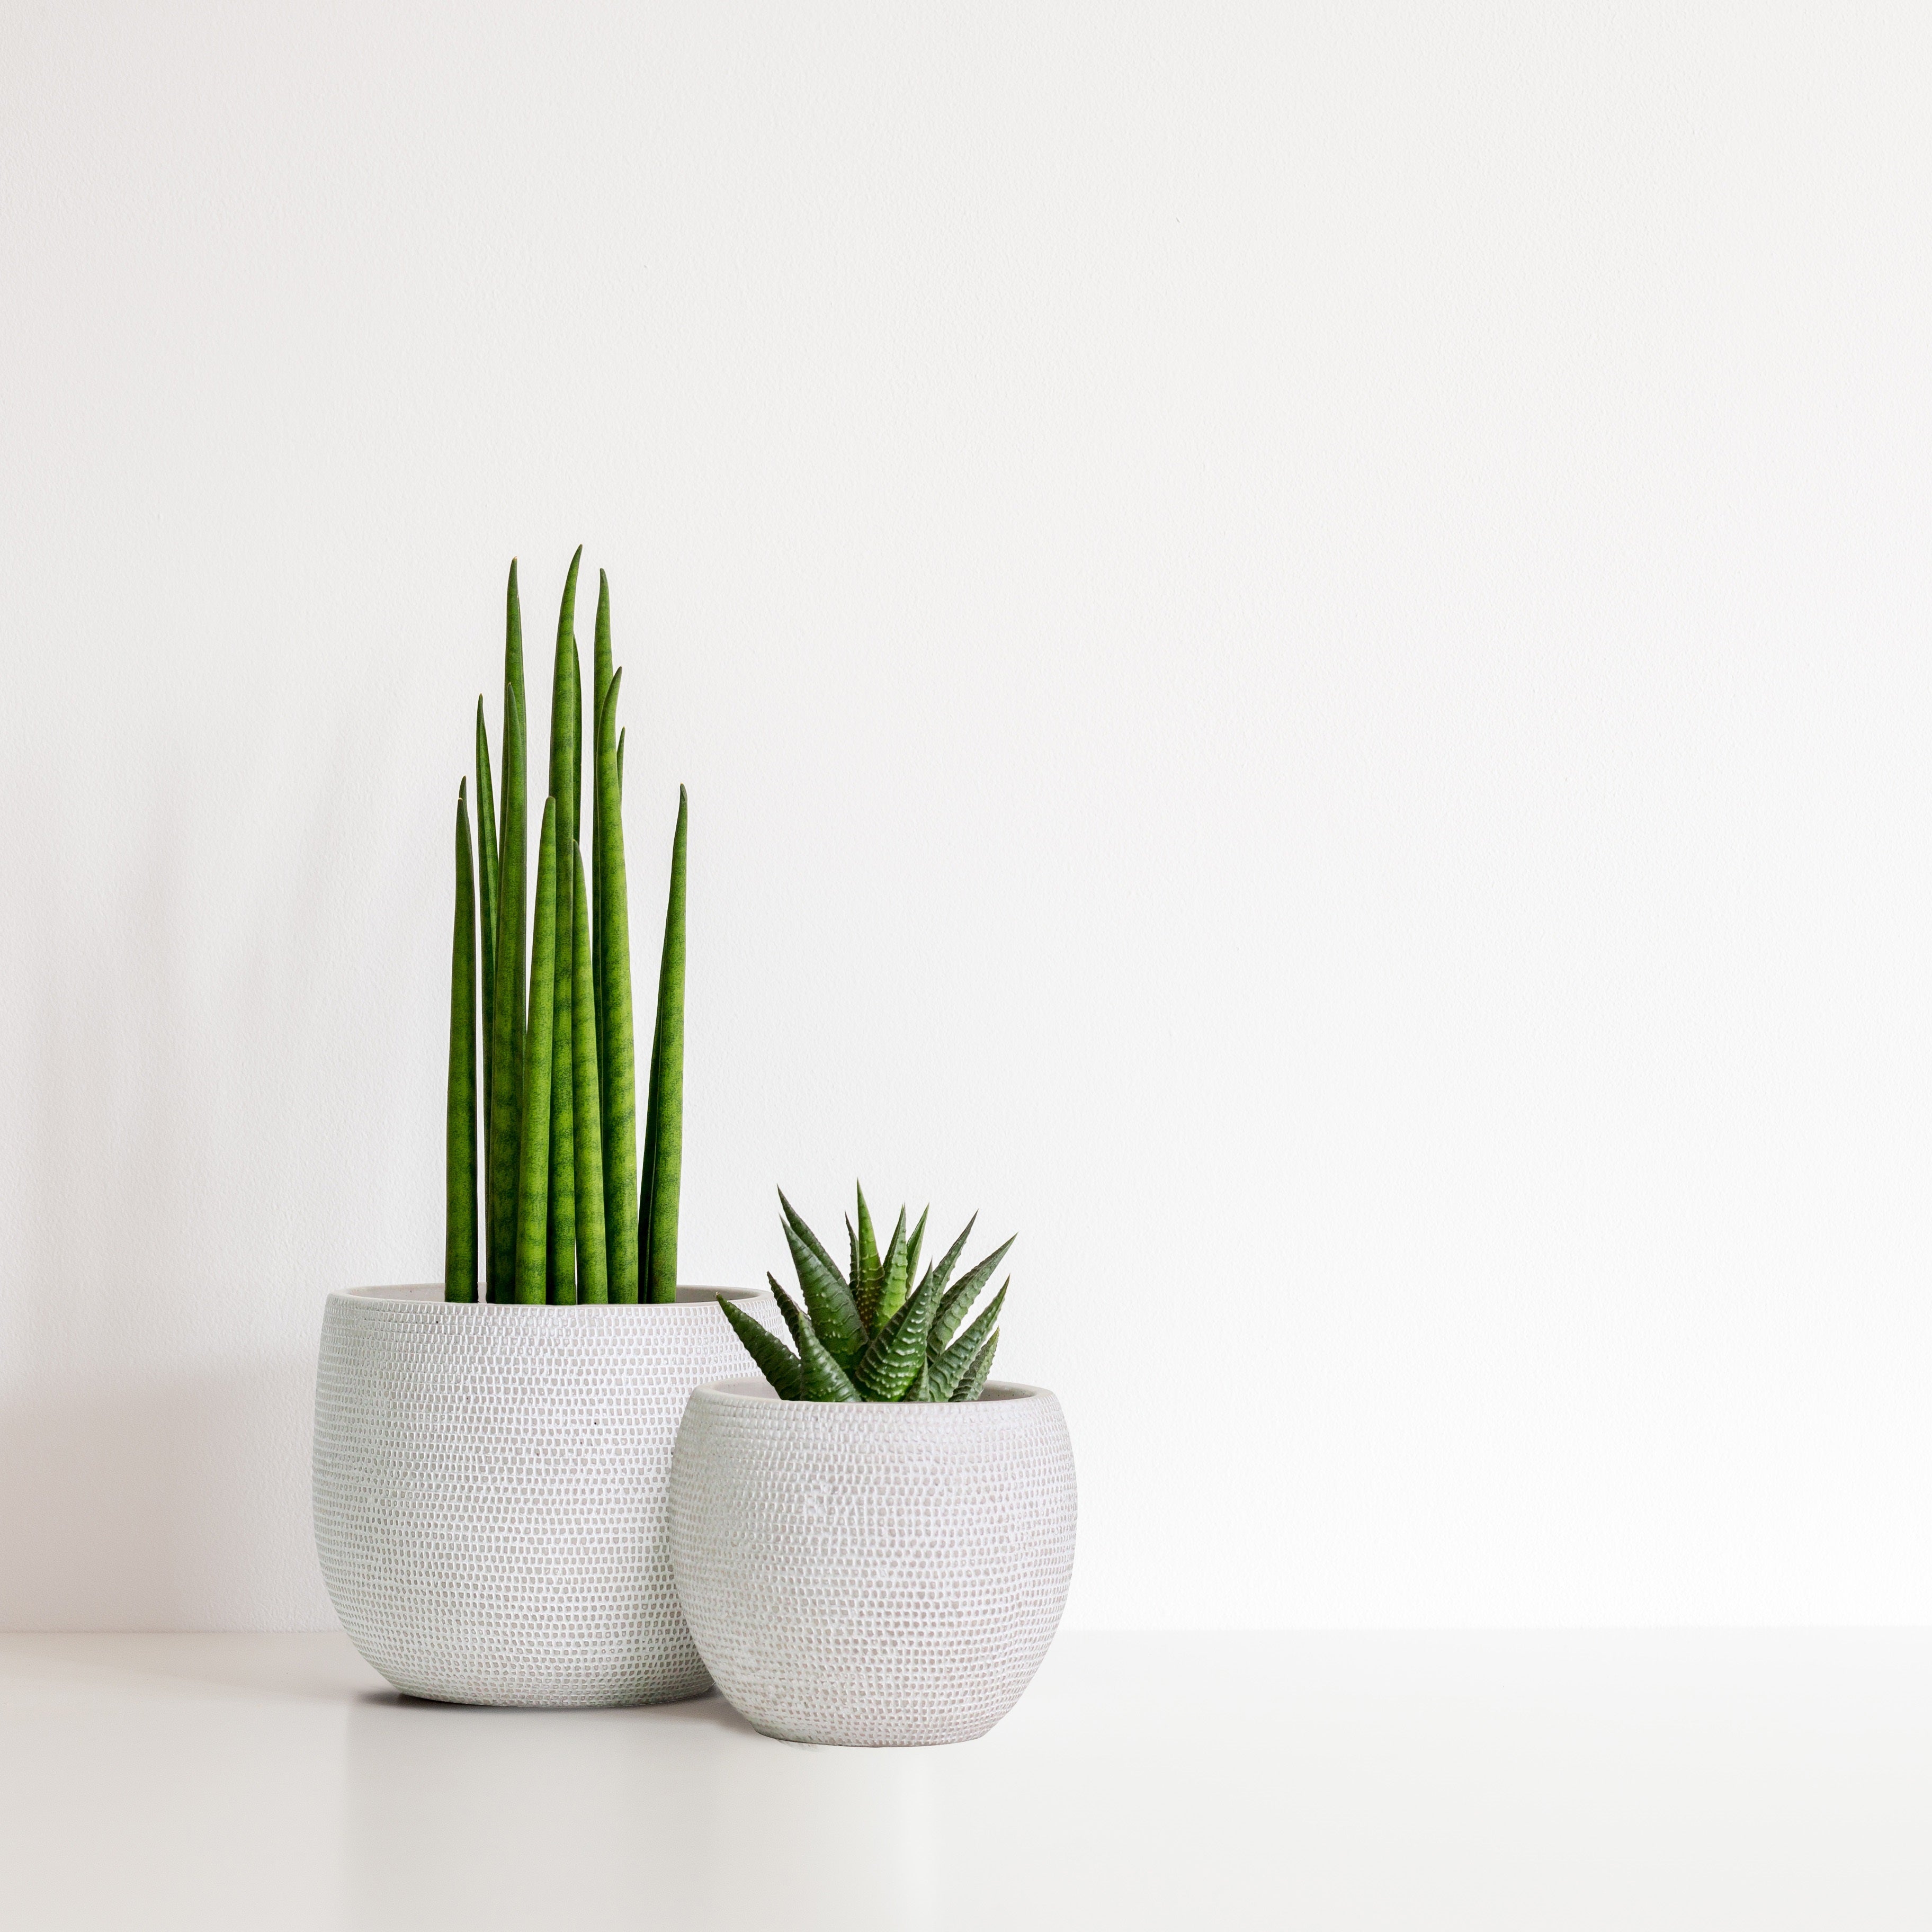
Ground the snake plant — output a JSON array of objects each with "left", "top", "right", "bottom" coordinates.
[
  {"left": 719, "top": 1186, "right": 1013, "bottom": 1401},
  {"left": 444, "top": 552, "right": 688, "bottom": 1305}
]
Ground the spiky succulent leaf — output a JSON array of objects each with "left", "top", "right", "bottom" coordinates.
[
  {"left": 923, "top": 1214, "right": 978, "bottom": 1303},
  {"left": 513, "top": 801, "right": 559, "bottom": 1304},
  {"left": 929, "top": 1277, "right": 974, "bottom": 1357},
  {"left": 950, "top": 1330, "right": 999, "bottom": 1402},
  {"left": 854, "top": 1265, "right": 943, "bottom": 1401},
  {"left": 877, "top": 1207, "right": 909, "bottom": 1328},
  {"left": 854, "top": 1184, "right": 885, "bottom": 1328},
  {"left": 766, "top": 1273, "right": 806, "bottom": 1350},
  {"left": 928, "top": 1283, "right": 1007, "bottom": 1400},
  {"left": 591, "top": 573, "right": 613, "bottom": 1090},
  {"left": 797, "top": 1310, "right": 864, "bottom": 1402},
  {"left": 783, "top": 1218, "right": 865, "bottom": 1366},
  {"left": 444, "top": 784, "right": 477, "bottom": 1302},
  {"left": 720, "top": 1294, "right": 801, "bottom": 1400},
  {"left": 640, "top": 788, "right": 687, "bottom": 1304},
  {"left": 569, "top": 843, "right": 607, "bottom": 1303},
  {"left": 780, "top": 1191, "right": 849, "bottom": 1310},
  {"left": 594, "top": 669, "right": 638, "bottom": 1302},
  {"left": 938, "top": 1235, "right": 1015, "bottom": 1326},
  {"left": 904, "top": 1206, "right": 928, "bottom": 1294},
  {"left": 910, "top": 1361, "right": 934, "bottom": 1401},
  {"left": 549, "top": 546, "right": 582, "bottom": 853}
]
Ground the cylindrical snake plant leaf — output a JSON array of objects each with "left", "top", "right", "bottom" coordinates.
[
  {"left": 639, "top": 787, "right": 687, "bottom": 1305},
  {"left": 475, "top": 700, "right": 498, "bottom": 1181},
  {"left": 570, "top": 842, "right": 609, "bottom": 1305},
  {"left": 591, "top": 570, "right": 613, "bottom": 1086},
  {"left": 950, "top": 1330, "right": 999, "bottom": 1403},
  {"left": 928, "top": 1283, "right": 1007, "bottom": 1401},
  {"left": 797, "top": 1310, "right": 864, "bottom": 1402},
  {"left": 854, "top": 1185, "right": 883, "bottom": 1330},
  {"left": 549, "top": 546, "right": 581, "bottom": 855},
  {"left": 444, "top": 783, "right": 477, "bottom": 1302},
  {"left": 783, "top": 1215, "right": 866, "bottom": 1366},
  {"left": 719, "top": 1295, "right": 802, "bottom": 1400},
  {"left": 486, "top": 678, "right": 527, "bottom": 1301},
  {"left": 595, "top": 670, "right": 639, "bottom": 1303},
  {"left": 547, "top": 855, "right": 577, "bottom": 1303},
  {"left": 570, "top": 638, "right": 583, "bottom": 870},
  {"left": 854, "top": 1264, "right": 943, "bottom": 1401},
  {"left": 513, "top": 800, "right": 559, "bottom": 1304},
  {"left": 766, "top": 1273, "right": 806, "bottom": 1350}
]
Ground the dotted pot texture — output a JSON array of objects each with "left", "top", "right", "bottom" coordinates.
[
  {"left": 313, "top": 1284, "right": 781, "bottom": 1708},
  {"left": 669, "top": 1378, "right": 1077, "bottom": 1746}
]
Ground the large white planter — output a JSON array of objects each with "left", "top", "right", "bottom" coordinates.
[
  {"left": 312, "top": 1283, "right": 779, "bottom": 1708},
  {"left": 668, "top": 1377, "right": 1077, "bottom": 1746}
]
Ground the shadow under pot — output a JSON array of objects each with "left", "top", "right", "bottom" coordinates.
[
  {"left": 312, "top": 1283, "right": 781, "bottom": 1708},
  {"left": 668, "top": 1376, "right": 1077, "bottom": 1746}
]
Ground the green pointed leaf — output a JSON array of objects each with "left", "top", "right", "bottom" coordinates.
[
  {"left": 513, "top": 801, "right": 559, "bottom": 1304},
  {"left": 569, "top": 842, "right": 607, "bottom": 1303},
  {"left": 950, "top": 1330, "right": 999, "bottom": 1402},
  {"left": 924, "top": 1214, "right": 978, "bottom": 1303},
  {"left": 594, "top": 669, "right": 638, "bottom": 1302},
  {"left": 766, "top": 1273, "right": 806, "bottom": 1350},
  {"left": 485, "top": 677, "right": 527, "bottom": 1302},
  {"left": 796, "top": 1308, "right": 863, "bottom": 1402},
  {"left": 938, "top": 1235, "right": 1015, "bottom": 1327},
  {"left": 640, "top": 788, "right": 687, "bottom": 1305},
  {"left": 444, "top": 783, "right": 477, "bottom": 1302},
  {"left": 783, "top": 1218, "right": 865, "bottom": 1366},
  {"left": 904, "top": 1206, "right": 928, "bottom": 1295},
  {"left": 928, "top": 1283, "right": 1007, "bottom": 1401},
  {"left": 876, "top": 1207, "right": 909, "bottom": 1328},
  {"left": 855, "top": 1184, "right": 882, "bottom": 1328},
  {"left": 719, "top": 1294, "right": 801, "bottom": 1400},
  {"left": 779, "top": 1190, "right": 849, "bottom": 1304},
  {"left": 546, "top": 850, "right": 576, "bottom": 1303},
  {"left": 591, "top": 572, "right": 612, "bottom": 1098},
  {"left": 854, "top": 1265, "right": 943, "bottom": 1402},
  {"left": 475, "top": 700, "right": 498, "bottom": 1187},
  {"left": 549, "top": 545, "right": 582, "bottom": 854}
]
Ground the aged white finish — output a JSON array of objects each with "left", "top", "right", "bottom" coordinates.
[
  {"left": 312, "top": 1283, "right": 779, "bottom": 1707},
  {"left": 669, "top": 1377, "right": 1077, "bottom": 1745}
]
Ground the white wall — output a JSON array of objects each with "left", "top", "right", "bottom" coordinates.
[{"left": 2, "top": 3, "right": 1928, "bottom": 1631}]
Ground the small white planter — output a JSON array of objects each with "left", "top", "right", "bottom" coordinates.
[
  {"left": 669, "top": 1377, "right": 1077, "bottom": 1746},
  {"left": 312, "top": 1283, "right": 780, "bottom": 1708}
]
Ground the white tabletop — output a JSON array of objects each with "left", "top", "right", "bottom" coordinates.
[{"left": 2, "top": 1630, "right": 1928, "bottom": 1929}]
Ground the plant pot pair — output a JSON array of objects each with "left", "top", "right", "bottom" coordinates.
[{"left": 312, "top": 1284, "right": 1076, "bottom": 1745}]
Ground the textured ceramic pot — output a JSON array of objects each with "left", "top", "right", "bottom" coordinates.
[
  {"left": 313, "top": 1283, "right": 780, "bottom": 1708},
  {"left": 669, "top": 1376, "right": 1077, "bottom": 1746}
]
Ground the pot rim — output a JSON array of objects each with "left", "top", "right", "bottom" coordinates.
[
  {"left": 689, "top": 1373, "right": 1053, "bottom": 1409},
  {"left": 328, "top": 1283, "right": 767, "bottom": 1311}
]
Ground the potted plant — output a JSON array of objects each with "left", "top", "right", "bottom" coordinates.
[
  {"left": 312, "top": 552, "right": 777, "bottom": 1708},
  {"left": 668, "top": 1186, "right": 1077, "bottom": 1745}
]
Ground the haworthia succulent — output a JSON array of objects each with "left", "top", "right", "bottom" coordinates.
[
  {"left": 950, "top": 1330, "right": 998, "bottom": 1402},
  {"left": 486, "top": 678, "right": 526, "bottom": 1302},
  {"left": 766, "top": 1272, "right": 806, "bottom": 1349},
  {"left": 570, "top": 843, "right": 608, "bottom": 1304},
  {"left": 854, "top": 1264, "right": 942, "bottom": 1401},
  {"left": 718, "top": 1295, "right": 801, "bottom": 1400},
  {"left": 547, "top": 854, "right": 577, "bottom": 1304},
  {"left": 782, "top": 1218, "right": 866, "bottom": 1366},
  {"left": 877, "top": 1208, "right": 909, "bottom": 1329},
  {"left": 922, "top": 1215, "right": 978, "bottom": 1307},
  {"left": 855, "top": 1186, "right": 883, "bottom": 1330},
  {"left": 514, "top": 801, "right": 559, "bottom": 1304},
  {"left": 779, "top": 1189, "right": 845, "bottom": 1294},
  {"left": 475, "top": 700, "right": 498, "bottom": 1182},
  {"left": 797, "top": 1312, "right": 864, "bottom": 1401},
  {"left": 928, "top": 1283, "right": 1007, "bottom": 1401},
  {"left": 595, "top": 670, "right": 638, "bottom": 1303},
  {"left": 444, "top": 783, "right": 477, "bottom": 1301},
  {"left": 905, "top": 1206, "right": 928, "bottom": 1296},
  {"left": 639, "top": 788, "right": 687, "bottom": 1304},
  {"left": 934, "top": 1235, "right": 1015, "bottom": 1328}
]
